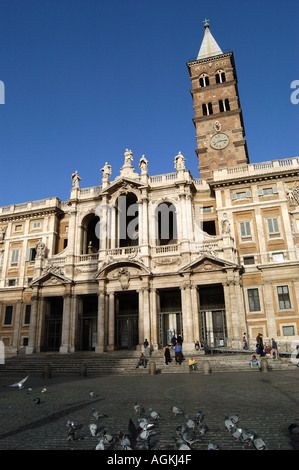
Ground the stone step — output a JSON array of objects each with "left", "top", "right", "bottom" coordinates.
[{"left": 0, "top": 351, "right": 293, "bottom": 376}]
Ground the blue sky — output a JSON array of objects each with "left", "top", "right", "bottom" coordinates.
[{"left": 0, "top": 0, "right": 298, "bottom": 206}]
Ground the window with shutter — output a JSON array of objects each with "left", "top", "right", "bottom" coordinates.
[
  {"left": 240, "top": 221, "right": 251, "bottom": 238},
  {"left": 277, "top": 286, "right": 291, "bottom": 309}
]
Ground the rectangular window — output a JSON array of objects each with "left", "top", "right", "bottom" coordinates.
[
  {"left": 24, "top": 305, "right": 31, "bottom": 325},
  {"left": 282, "top": 326, "right": 294, "bottom": 336},
  {"left": 25, "top": 247, "right": 37, "bottom": 262},
  {"left": 240, "top": 221, "right": 252, "bottom": 238},
  {"left": 277, "top": 286, "right": 291, "bottom": 309},
  {"left": 201, "top": 206, "right": 213, "bottom": 213},
  {"left": 247, "top": 288, "right": 261, "bottom": 312},
  {"left": 243, "top": 256, "right": 255, "bottom": 265},
  {"left": 267, "top": 217, "right": 280, "bottom": 235},
  {"left": 10, "top": 249, "right": 20, "bottom": 266},
  {"left": 32, "top": 221, "right": 41, "bottom": 230},
  {"left": 4, "top": 306, "right": 13, "bottom": 325},
  {"left": 8, "top": 279, "right": 16, "bottom": 286},
  {"left": 272, "top": 252, "right": 285, "bottom": 262}
]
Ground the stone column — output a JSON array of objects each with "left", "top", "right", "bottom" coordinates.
[
  {"left": 180, "top": 283, "right": 194, "bottom": 351},
  {"left": 12, "top": 301, "right": 22, "bottom": 351},
  {"left": 96, "top": 290, "right": 106, "bottom": 353},
  {"left": 150, "top": 288, "right": 158, "bottom": 350},
  {"left": 60, "top": 288, "right": 72, "bottom": 354},
  {"left": 262, "top": 282, "right": 277, "bottom": 339},
  {"left": 26, "top": 290, "right": 39, "bottom": 354},
  {"left": 106, "top": 292, "right": 115, "bottom": 351},
  {"left": 69, "top": 295, "right": 78, "bottom": 353},
  {"left": 223, "top": 282, "right": 233, "bottom": 348},
  {"left": 190, "top": 285, "right": 200, "bottom": 344}
]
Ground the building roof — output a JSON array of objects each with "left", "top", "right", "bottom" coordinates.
[{"left": 197, "top": 20, "right": 223, "bottom": 60}]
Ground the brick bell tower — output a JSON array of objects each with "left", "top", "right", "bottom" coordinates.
[{"left": 187, "top": 20, "right": 249, "bottom": 179}]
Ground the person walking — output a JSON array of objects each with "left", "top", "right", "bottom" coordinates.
[
  {"left": 174, "top": 342, "right": 183, "bottom": 365},
  {"left": 271, "top": 338, "right": 278, "bottom": 359},
  {"left": 242, "top": 333, "right": 248, "bottom": 350},
  {"left": 164, "top": 344, "right": 171, "bottom": 365}
]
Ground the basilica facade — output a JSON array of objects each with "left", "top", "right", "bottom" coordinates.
[{"left": 1, "top": 22, "right": 299, "bottom": 356}]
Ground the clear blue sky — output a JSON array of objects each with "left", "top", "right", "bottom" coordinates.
[{"left": 0, "top": 0, "right": 298, "bottom": 206}]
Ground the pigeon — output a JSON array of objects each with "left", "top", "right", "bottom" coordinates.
[
  {"left": 95, "top": 439, "right": 105, "bottom": 450},
  {"left": 138, "top": 419, "right": 155, "bottom": 431},
  {"left": 118, "top": 432, "right": 131, "bottom": 448},
  {"left": 8, "top": 375, "right": 29, "bottom": 389},
  {"left": 34, "top": 397, "right": 40, "bottom": 404},
  {"left": 134, "top": 403, "right": 145, "bottom": 416},
  {"left": 148, "top": 408, "right": 160, "bottom": 421},
  {"left": 66, "top": 420, "right": 76, "bottom": 431},
  {"left": 181, "top": 429, "right": 201, "bottom": 447},
  {"left": 231, "top": 426, "right": 243, "bottom": 441},
  {"left": 230, "top": 414, "right": 239, "bottom": 424},
  {"left": 208, "top": 443, "right": 220, "bottom": 450},
  {"left": 102, "top": 431, "right": 114, "bottom": 445},
  {"left": 197, "top": 424, "right": 208, "bottom": 436},
  {"left": 89, "top": 423, "right": 98, "bottom": 436},
  {"left": 176, "top": 441, "right": 191, "bottom": 450},
  {"left": 41, "top": 386, "right": 47, "bottom": 394},
  {"left": 194, "top": 410, "right": 204, "bottom": 424},
  {"left": 186, "top": 419, "right": 196, "bottom": 430},
  {"left": 91, "top": 408, "right": 106, "bottom": 420},
  {"left": 224, "top": 416, "right": 235, "bottom": 433},
  {"left": 241, "top": 430, "right": 254, "bottom": 446},
  {"left": 26, "top": 387, "right": 32, "bottom": 394},
  {"left": 253, "top": 435, "right": 267, "bottom": 450},
  {"left": 171, "top": 406, "right": 183, "bottom": 416},
  {"left": 139, "top": 429, "right": 156, "bottom": 441},
  {"left": 89, "top": 391, "right": 97, "bottom": 398}
]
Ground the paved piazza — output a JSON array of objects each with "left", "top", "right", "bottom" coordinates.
[{"left": 0, "top": 369, "right": 298, "bottom": 454}]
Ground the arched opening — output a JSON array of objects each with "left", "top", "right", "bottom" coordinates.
[
  {"left": 117, "top": 193, "right": 139, "bottom": 247},
  {"left": 202, "top": 102, "right": 213, "bottom": 116},
  {"left": 199, "top": 73, "right": 210, "bottom": 87},
  {"left": 156, "top": 202, "right": 177, "bottom": 246},
  {"left": 81, "top": 213, "right": 100, "bottom": 254},
  {"left": 215, "top": 69, "right": 226, "bottom": 83}
]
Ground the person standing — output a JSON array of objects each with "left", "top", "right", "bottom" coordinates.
[{"left": 256, "top": 333, "right": 264, "bottom": 356}]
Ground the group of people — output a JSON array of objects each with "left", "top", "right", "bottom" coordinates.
[
  {"left": 243, "top": 333, "right": 278, "bottom": 359},
  {"left": 164, "top": 334, "right": 184, "bottom": 365}
]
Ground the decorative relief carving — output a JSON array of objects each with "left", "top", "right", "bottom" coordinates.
[
  {"left": 153, "top": 257, "right": 181, "bottom": 267},
  {"left": 115, "top": 268, "right": 130, "bottom": 290},
  {"left": 285, "top": 182, "right": 299, "bottom": 206}
]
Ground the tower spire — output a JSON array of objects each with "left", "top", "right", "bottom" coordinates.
[{"left": 197, "top": 20, "right": 223, "bottom": 60}]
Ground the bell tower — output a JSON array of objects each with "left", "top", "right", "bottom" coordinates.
[{"left": 187, "top": 20, "right": 249, "bottom": 179}]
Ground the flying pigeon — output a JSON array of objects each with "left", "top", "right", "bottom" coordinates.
[
  {"left": 197, "top": 424, "right": 208, "bottom": 436},
  {"left": 89, "top": 423, "right": 98, "bottom": 436},
  {"left": 139, "top": 429, "right": 156, "bottom": 441},
  {"left": 186, "top": 419, "right": 196, "bottom": 430},
  {"left": 8, "top": 375, "right": 29, "bottom": 389},
  {"left": 138, "top": 418, "right": 155, "bottom": 431},
  {"left": 182, "top": 429, "right": 200, "bottom": 447}
]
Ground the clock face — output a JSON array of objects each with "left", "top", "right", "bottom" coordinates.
[{"left": 210, "top": 133, "right": 230, "bottom": 150}]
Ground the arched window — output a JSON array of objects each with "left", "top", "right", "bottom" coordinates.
[
  {"left": 117, "top": 192, "right": 139, "bottom": 247},
  {"left": 215, "top": 69, "right": 226, "bottom": 84},
  {"left": 219, "top": 99, "right": 230, "bottom": 112},
  {"left": 202, "top": 102, "right": 213, "bottom": 116},
  {"left": 81, "top": 213, "right": 100, "bottom": 254},
  {"left": 156, "top": 202, "right": 177, "bottom": 246},
  {"left": 199, "top": 73, "right": 210, "bottom": 88}
]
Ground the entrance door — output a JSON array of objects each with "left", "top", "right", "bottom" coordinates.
[
  {"left": 200, "top": 309, "right": 227, "bottom": 347},
  {"left": 115, "top": 291, "right": 139, "bottom": 350},
  {"left": 45, "top": 318, "right": 62, "bottom": 351},
  {"left": 82, "top": 317, "right": 97, "bottom": 351},
  {"left": 158, "top": 312, "right": 182, "bottom": 348}
]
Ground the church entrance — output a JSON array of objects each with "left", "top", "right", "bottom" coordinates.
[
  {"left": 115, "top": 291, "right": 139, "bottom": 349},
  {"left": 158, "top": 288, "right": 182, "bottom": 348},
  {"left": 43, "top": 297, "right": 63, "bottom": 351},
  {"left": 198, "top": 284, "right": 227, "bottom": 347},
  {"left": 80, "top": 295, "right": 98, "bottom": 351}
]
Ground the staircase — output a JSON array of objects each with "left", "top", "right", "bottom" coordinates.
[{"left": 0, "top": 350, "right": 295, "bottom": 376}]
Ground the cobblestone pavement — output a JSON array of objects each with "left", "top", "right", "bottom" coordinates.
[{"left": 0, "top": 369, "right": 298, "bottom": 452}]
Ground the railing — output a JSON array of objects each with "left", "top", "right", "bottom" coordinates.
[{"left": 213, "top": 156, "right": 299, "bottom": 182}]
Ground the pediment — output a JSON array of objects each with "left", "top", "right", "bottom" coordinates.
[
  {"left": 95, "top": 259, "right": 151, "bottom": 281},
  {"left": 30, "top": 269, "right": 73, "bottom": 287},
  {"left": 100, "top": 176, "right": 145, "bottom": 196},
  {"left": 179, "top": 255, "right": 239, "bottom": 274}
]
